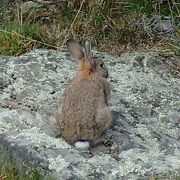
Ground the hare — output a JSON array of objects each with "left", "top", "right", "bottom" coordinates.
[{"left": 57, "top": 38, "right": 112, "bottom": 149}]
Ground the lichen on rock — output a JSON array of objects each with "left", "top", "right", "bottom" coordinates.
[{"left": 0, "top": 49, "right": 180, "bottom": 179}]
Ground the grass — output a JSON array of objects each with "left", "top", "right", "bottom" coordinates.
[
  {"left": 0, "top": 152, "right": 46, "bottom": 180},
  {"left": 0, "top": 20, "right": 44, "bottom": 56},
  {"left": 151, "top": 174, "right": 180, "bottom": 180},
  {"left": 0, "top": 0, "right": 179, "bottom": 55},
  {"left": 0, "top": 167, "right": 43, "bottom": 180}
]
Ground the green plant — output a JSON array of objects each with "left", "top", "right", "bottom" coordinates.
[
  {"left": 0, "top": 20, "right": 45, "bottom": 56},
  {"left": 0, "top": 151, "right": 45, "bottom": 180},
  {"left": 0, "top": 151, "right": 55, "bottom": 180},
  {"left": 151, "top": 173, "right": 180, "bottom": 180}
]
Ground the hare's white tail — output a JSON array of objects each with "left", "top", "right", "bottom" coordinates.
[{"left": 74, "top": 140, "right": 90, "bottom": 149}]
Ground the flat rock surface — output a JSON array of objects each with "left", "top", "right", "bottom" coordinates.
[{"left": 0, "top": 49, "right": 180, "bottom": 179}]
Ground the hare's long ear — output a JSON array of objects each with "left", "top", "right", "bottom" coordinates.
[
  {"left": 67, "top": 38, "right": 84, "bottom": 61},
  {"left": 84, "top": 40, "right": 95, "bottom": 66}
]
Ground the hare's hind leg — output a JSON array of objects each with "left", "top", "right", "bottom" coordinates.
[
  {"left": 97, "top": 106, "right": 112, "bottom": 132},
  {"left": 92, "top": 106, "right": 112, "bottom": 146}
]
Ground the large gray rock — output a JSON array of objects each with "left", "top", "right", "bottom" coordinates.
[{"left": 0, "top": 49, "right": 180, "bottom": 179}]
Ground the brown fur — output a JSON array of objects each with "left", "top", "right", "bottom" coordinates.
[
  {"left": 79, "top": 57, "right": 93, "bottom": 76},
  {"left": 57, "top": 39, "right": 112, "bottom": 146}
]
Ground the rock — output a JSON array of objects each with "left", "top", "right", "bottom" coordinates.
[
  {"left": 0, "top": 49, "right": 180, "bottom": 179},
  {"left": 21, "top": 1, "right": 42, "bottom": 12},
  {"left": 143, "top": 15, "right": 174, "bottom": 38}
]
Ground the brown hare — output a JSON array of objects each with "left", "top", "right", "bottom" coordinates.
[{"left": 58, "top": 39, "right": 112, "bottom": 149}]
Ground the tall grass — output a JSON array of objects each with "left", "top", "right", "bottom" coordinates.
[{"left": 0, "top": 20, "right": 44, "bottom": 55}]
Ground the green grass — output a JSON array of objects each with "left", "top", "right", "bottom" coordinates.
[
  {"left": 127, "top": 0, "right": 179, "bottom": 17},
  {"left": 0, "top": 20, "right": 45, "bottom": 56},
  {"left": 151, "top": 173, "right": 180, "bottom": 180},
  {"left": 0, "top": 167, "right": 43, "bottom": 180},
  {"left": 0, "top": 150, "right": 57, "bottom": 180},
  {"left": 0, "top": 152, "right": 45, "bottom": 180}
]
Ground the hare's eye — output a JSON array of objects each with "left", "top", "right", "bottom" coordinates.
[{"left": 99, "top": 63, "right": 104, "bottom": 69}]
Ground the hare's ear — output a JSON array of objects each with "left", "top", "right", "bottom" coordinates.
[
  {"left": 67, "top": 38, "right": 84, "bottom": 60},
  {"left": 84, "top": 40, "right": 94, "bottom": 65}
]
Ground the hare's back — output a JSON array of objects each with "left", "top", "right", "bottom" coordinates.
[
  {"left": 62, "top": 77, "right": 105, "bottom": 120},
  {"left": 59, "top": 77, "right": 105, "bottom": 143}
]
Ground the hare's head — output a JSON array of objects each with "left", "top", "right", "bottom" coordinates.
[{"left": 67, "top": 39, "right": 108, "bottom": 78}]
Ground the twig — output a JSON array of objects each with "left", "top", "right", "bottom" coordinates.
[
  {"left": 171, "top": 0, "right": 180, "bottom": 15},
  {"left": 167, "top": 43, "right": 180, "bottom": 50},
  {"left": 167, "top": 0, "right": 174, "bottom": 23},
  {"left": 0, "top": 29, "right": 59, "bottom": 49},
  {"left": 60, "top": 0, "right": 85, "bottom": 50}
]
